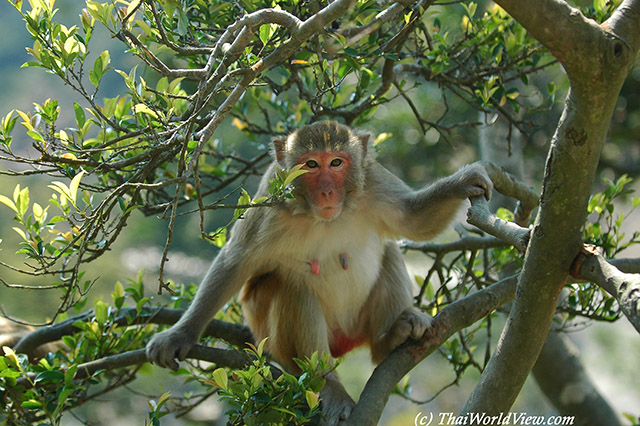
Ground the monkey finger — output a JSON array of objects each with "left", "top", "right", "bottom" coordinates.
[
  {"left": 465, "top": 185, "right": 487, "bottom": 199},
  {"left": 177, "top": 345, "right": 191, "bottom": 362},
  {"left": 160, "top": 351, "right": 180, "bottom": 371},
  {"left": 484, "top": 183, "right": 493, "bottom": 200}
]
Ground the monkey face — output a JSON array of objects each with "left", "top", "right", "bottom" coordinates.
[{"left": 296, "top": 150, "right": 352, "bottom": 221}]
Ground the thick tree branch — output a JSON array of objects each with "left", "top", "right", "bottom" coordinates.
[
  {"left": 463, "top": 0, "right": 640, "bottom": 415},
  {"left": 494, "top": 0, "right": 607, "bottom": 79},
  {"left": 464, "top": 161, "right": 537, "bottom": 251},
  {"left": 480, "top": 161, "right": 539, "bottom": 226}
]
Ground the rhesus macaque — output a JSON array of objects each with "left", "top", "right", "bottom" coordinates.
[{"left": 146, "top": 121, "right": 492, "bottom": 425}]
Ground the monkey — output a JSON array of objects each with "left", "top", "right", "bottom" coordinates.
[{"left": 146, "top": 120, "right": 493, "bottom": 425}]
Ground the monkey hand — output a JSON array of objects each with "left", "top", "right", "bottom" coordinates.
[
  {"left": 454, "top": 162, "right": 493, "bottom": 201},
  {"left": 146, "top": 326, "right": 198, "bottom": 371},
  {"left": 386, "top": 307, "right": 433, "bottom": 351}
]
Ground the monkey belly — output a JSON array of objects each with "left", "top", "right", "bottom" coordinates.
[{"left": 329, "top": 330, "right": 366, "bottom": 358}]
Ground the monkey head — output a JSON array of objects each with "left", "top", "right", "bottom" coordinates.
[{"left": 273, "top": 121, "right": 370, "bottom": 221}]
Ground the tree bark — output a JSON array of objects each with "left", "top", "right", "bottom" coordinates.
[
  {"left": 479, "top": 113, "right": 621, "bottom": 426},
  {"left": 463, "top": 0, "right": 640, "bottom": 415}
]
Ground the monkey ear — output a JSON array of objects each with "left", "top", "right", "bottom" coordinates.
[
  {"left": 357, "top": 133, "right": 371, "bottom": 159},
  {"left": 272, "top": 138, "right": 287, "bottom": 165}
]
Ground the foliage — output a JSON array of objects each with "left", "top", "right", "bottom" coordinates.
[
  {"left": 204, "top": 341, "right": 328, "bottom": 426},
  {"left": 1, "top": 275, "right": 153, "bottom": 425},
  {"left": 0, "top": 0, "right": 554, "bottom": 310},
  {"left": 0, "top": 0, "right": 638, "bottom": 424}
]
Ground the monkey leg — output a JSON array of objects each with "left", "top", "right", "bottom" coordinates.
[
  {"left": 241, "top": 272, "right": 355, "bottom": 425},
  {"left": 241, "top": 272, "right": 331, "bottom": 367},
  {"left": 362, "top": 243, "right": 433, "bottom": 365}
]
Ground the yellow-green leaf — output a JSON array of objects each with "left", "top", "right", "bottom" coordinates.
[
  {"left": 0, "top": 194, "right": 18, "bottom": 214},
  {"left": 257, "top": 337, "right": 268, "bottom": 357},
  {"left": 69, "top": 170, "right": 85, "bottom": 206},
  {"left": 210, "top": 227, "right": 227, "bottom": 248},
  {"left": 94, "top": 300, "right": 108, "bottom": 324},
  {"left": 212, "top": 367, "right": 228, "bottom": 391},
  {"left": 252, "top": 196, "right": 268, "bottom": 204},
  {"left": 3, "top": 346, "right": 19, "bottom": 364},
  {"left": 12, "top": 227, "right": 27, "bottom": 241},
  {"left": 305, "top": 390, "right": 320, "bottom": 410},
  {"left": 32, "top": 202, "right": 44, "bottom": 223},
  {"left": 283, "top": 164, "right": 308, "bottom": 187},
  {"left": 133, "top": 103, "right": 158, "bottom": 119}
]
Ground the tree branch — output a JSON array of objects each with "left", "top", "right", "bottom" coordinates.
[
  {"left": 572, "top": 246, "right": 640, "bottom": 333},
  {"left": 532, "top": 331, "right": 622, "bottom": 426},
  {"left": 464, "top": 161, "right": 537, "bottom": 251},
  {"left": 13, "top": 307, "right": 253, "bottom": 358},
  {"left": 399, "top": 235, "right": 508, "bottom": 254},
  {"left": 15, "top": 345, "right": 251, "bottom": 389},
  {"left": 344, "top": 274, "right": 519, "bottom": 425},
  {"left": 466, "top": 197, "right": 530, "bottom": 252},
  {"left": 463, "top": 0, "right": 640, "bottom": 415}
]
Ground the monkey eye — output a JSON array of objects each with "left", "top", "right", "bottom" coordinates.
[
  {"left": 305, "top": 159, "right": 319, "bottom": 168},
  {"left": 330, "top": 158, "right": 343, "bottom": 167}
]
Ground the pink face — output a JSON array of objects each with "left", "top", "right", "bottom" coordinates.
[{"left": 297, "top": 150, "right": 352, "bottom": 220}]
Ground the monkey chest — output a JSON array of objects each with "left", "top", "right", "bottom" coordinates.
[{"left": 272, "top": 227, "right": 387, "bottom": 328}]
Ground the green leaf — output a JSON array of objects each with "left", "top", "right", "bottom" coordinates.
[
  {"left": 344, "top": 47, "right": 359, "bottom": 57},
  {"left": 74, "top": 102, "right": 86, "bottom": 127},
  {"left": 12, "top": 227, "right": 27, "bottom": 241},
  {"left": 259, "top": 23, "right": 277, "bottom": 46},
  {"left": 256, "top": 337, "right": 267, "bottom": 357},
  {"left": 35, "top": 370, "right": 65, "bottom": 384},
  {"left": 32, "top": 202, "right": 46, "bottom": 223},
  {"left": 210, "top": 227, "right": 227, "bottom": 248},
  {"left": 94, "top": 300, "right": 108, "bottom": 324},
  {"left": 305, "top": 390, "right": 320, "bottom": 410},
  {"left": 58, "top": 386, "right": 74, "bottom": 407},
  {"left": 69, "top": 170, "right": 85, "bottom": 206},
  {"left": 133, "top": 103, "right": 158, "bottom": 119},
  {"left": 21, "top": 400, "right": 42, "bottom": 410},
  {"left": 282, "top": 164, "right": 308, "bottom": 188},
  {"left": 0, "top": 194, "right": 19, "bottom": 214},
  {"left": 212, "top": 367, "right": 228, "bottom": 391}
]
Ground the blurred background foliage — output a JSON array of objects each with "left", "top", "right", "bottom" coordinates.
[{"left": 0, "top": 0, "right": 639, "bottom": 425}]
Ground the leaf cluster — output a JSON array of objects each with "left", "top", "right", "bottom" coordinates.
[{"left": 202, "top": 341, "right": 328, "bottom": 426}]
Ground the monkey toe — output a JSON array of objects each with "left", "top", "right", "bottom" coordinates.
[
  {"left": 321, "top": 400, "right": 354, "bottom": 426},
  {"left": 408, "top": 309, "right": 433, "bottom": 340},
  {"left": 389, "top": 308, "right": 432, "bottom": 348}
]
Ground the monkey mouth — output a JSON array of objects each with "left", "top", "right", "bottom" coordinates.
[{"left": 316, "top": 205, "right": 342, "bottom": 221}]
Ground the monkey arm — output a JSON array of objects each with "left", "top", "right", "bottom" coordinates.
[
  {"left": 146, "top": 221, "right": 261, "bottom": 370},
  {"left": 367, "top": 162, "right": 492, "bottom": 242},
  {"left": 176, "top": 243, "right": 253, "bottom": 333}
]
